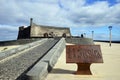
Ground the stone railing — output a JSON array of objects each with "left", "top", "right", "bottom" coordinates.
[
  {"left": 26, "top": 38, "right": 65, "bottom": 80},
  {"left": 0, "top": 39, "right": 40, "bottom": 46}
]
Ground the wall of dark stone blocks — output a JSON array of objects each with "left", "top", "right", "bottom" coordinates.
[
  {"left": 17, "top": 26, "right": 30, "bottom": 39},
  {"left": 65, "top": 38, "right": 94, "bottom": 45}
]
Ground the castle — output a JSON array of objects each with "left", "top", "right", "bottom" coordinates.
[{"left": 17, "top": 18, "right": 71, "bottom": 39}]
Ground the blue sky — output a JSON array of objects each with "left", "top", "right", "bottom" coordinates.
[{"left": 0, "top": 0, "right": 120, "bottom": 41}]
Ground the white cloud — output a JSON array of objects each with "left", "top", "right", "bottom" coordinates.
[
  {"left": 0, "top": 24, "right": 18, "bottom": 41},
  {"left": 0, "top": 25, "right": 18, "bottom": 31},
  {"left": 67, "top": 1, "right": 120, "bottom": 27},
  {"left": 116, "top": 0, "right": 120, "bottom": 3},
  {"left": 0, "top": 0, "right": 120, "bottom": 40},
  {"left": 0, "top": 0, "right": 120, "bottom": 27}
]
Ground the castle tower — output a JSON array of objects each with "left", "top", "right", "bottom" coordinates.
[{"left": 30, "top": 18, "right": 33, "bottom": 27}]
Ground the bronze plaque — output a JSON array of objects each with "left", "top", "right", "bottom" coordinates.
[{"left": 66, "top": 45, "right": 103, "bottom": 63}]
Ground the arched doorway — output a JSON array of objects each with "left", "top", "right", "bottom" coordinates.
[
  {"left": 62, "top": 33, "right": 66, "bottom": 38},
  {"left": 44, "top": 33, "right": 48, "bottom": 38}
]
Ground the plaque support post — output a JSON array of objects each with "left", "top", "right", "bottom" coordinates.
[{"left": 75, "top": 63, "right": 92, "bottom": 75}]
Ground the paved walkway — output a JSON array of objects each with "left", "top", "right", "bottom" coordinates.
[{"left": 46, "top": 42, "right": 120, "bottom": 80}]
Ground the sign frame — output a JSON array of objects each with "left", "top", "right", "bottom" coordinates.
[{"left": 66, "top": 45, "right": 103, "bottom": 63}]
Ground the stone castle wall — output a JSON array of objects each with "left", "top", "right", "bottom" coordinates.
[
  {"left": 18, "top": 23, "right": 71, "bottom": 39},
  {"left": 30, "top": 24, "right": 71, "bottom": 38},
  {"left": 17, "top": 26, "right": 30, "bottom": 39}
]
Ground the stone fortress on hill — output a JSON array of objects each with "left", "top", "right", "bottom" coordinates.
[{"left": 17, "top": 18, "right": 71, "bottom": 39}]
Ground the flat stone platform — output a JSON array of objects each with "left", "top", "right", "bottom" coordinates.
[{"left": 46, "top": 42, "right": 120, "bottom": 80}]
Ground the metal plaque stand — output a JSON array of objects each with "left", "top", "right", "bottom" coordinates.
[{"left": 75, "top": 63, "right": 92, "bottom": 75}]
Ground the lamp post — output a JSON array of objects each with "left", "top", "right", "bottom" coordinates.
[
  {"left": 92, "top": 31, "right": 94, "bottom": 40},
  {"left": 108, "top": 26, "right": 112, "bottom": 47}
]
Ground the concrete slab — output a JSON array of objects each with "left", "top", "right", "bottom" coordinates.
[{"left": 45, "top": 42, "right": 120, "bottom": 80}]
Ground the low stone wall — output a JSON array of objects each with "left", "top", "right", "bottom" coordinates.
[
  {"left": 26, "top": 38, "right": 65, "bottom": 80},
  {"left": 0, "top": 39, "right": 48, "bottom": 61},
  {"left": 26, "top": 61, "right": 48, "bottom": 80},
  {"left": 0, "top": 39, "right": 40, "bottom": 46},
  {"left": 66, "top": 38, "right": 94, "bottom": 45}
]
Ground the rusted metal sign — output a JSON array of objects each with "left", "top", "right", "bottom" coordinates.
[{"left": 66, "top": 45, "right": 103, "bottom": 63}]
